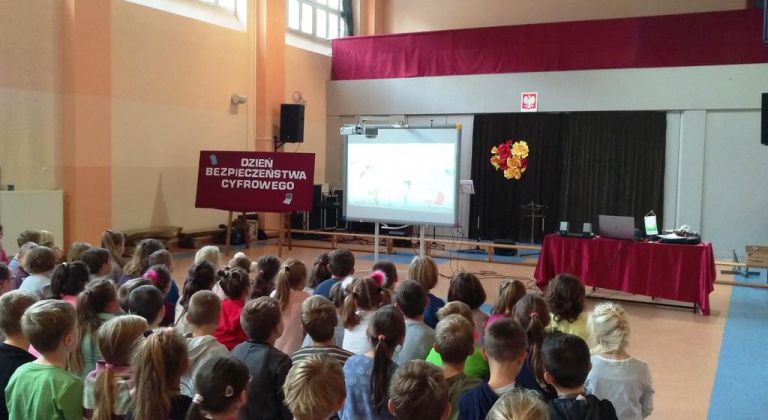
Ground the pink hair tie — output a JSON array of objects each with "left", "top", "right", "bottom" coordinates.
[
  {"left": 192, "top": 394, "right": 205, "bottom": 404},
  {"left": 530, "top": 312, "right": 540, "bottom": 320},
  {"left": 144, "top": 269, "right": 159, "bottom": 286},
  {"left": 377, "top": 334, "right": 386, "bottom": 342},
  {"left": 370, "top": 270, "right": 386, "bottom": 287}
]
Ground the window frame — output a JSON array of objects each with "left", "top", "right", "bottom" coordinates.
[{"left": 286, "top": 0, "right": 346, "bottom": 43}]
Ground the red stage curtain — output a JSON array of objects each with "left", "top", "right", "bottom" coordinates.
[{"left": 331, "top": 9, "right": 768, "bottom": 80}]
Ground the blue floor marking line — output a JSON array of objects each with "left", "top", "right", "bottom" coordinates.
[{"left": 708, "top": 269, "right": 768, "bottom": 419}]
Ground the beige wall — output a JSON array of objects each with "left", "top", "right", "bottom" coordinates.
[
  {"left": 110, "top": 0, "right": 254, "bottom": 230},
  {"left": 0, "top": 0, "right": 60, "bottom": 190},
  {"left": 381, "top": 0, "right": 747, "bottom": 34},
  {"left": 284, "top": 45, "right": 330, "bottom": 184}
]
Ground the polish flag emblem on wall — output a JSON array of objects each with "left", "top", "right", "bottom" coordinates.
[{"left": 521, "top": 92, "right": 538, "bottom": 112}]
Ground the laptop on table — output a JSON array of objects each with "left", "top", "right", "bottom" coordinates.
[{"left": 598, "top": 215, "right": 636, "bottom": 240}]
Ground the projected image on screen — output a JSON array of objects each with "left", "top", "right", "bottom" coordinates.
[{"left": 344, "top": 128, "right": 459, "bottom": 225}]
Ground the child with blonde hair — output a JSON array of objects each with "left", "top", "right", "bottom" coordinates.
[
  {"left": 388, "top": 360, "right": 451, "bottom": 420},
  {"left": 271, "top": 259, "right": 310, "bottom": 355},
  {"left": 425, "top": 301, "right": 490, "bottom": 380},
  {"left": 148, "top": 249, "right": 180, "bottom": 306},
  {"left": 72, "top": 279, "right": 121, "bottom": 378},
  {"left": 432, "top": 314, "right": 480, "bottom": 420},
  {"left": 181, "top": 291, "right": 228, "bottom": 397},
  {"left": 341, "top": 305, "right": 405, "bottom": 420},
  {"left": 121, "top": 238, "right": 164, "bottom": 283},
  {"left": 6, "top": 300, "right": 82, "bottom": 419},
  {"left": 408, "top": 255, "right": 444, "bottom": 328},
  {"left": 83, "top": 315, "right": 148, "bottom": 420},
  {"left": 585, "top": 302, "right": 654, "bottom": 420},
  {"left": 342, "top": 277, "right": 385, "bottom": 354},
  {"left": 186, "top": 355, "right": 250, "bottom": 420},
  {"left": 544, "top": 274, "right": 589, "bottom": 341},
  {"left": 292, "top": 295, "right": 354, "bottom": 364},
  {"left": 486, "top": 389, "right": 549, "bottom": 420},
  {"left": 128, "top": 328, "right": 191, "bottom": 420},
  {"left": 284, "top": 355, "right": 346, "bottom": 420}
]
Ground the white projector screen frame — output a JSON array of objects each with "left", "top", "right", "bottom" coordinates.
[{"left": 343, "top": 126, "right": 461, "bottom": 226}]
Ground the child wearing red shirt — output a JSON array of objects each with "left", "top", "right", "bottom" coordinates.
[{"left": 213, "top": 268, "right": 251, "bottom": 350}]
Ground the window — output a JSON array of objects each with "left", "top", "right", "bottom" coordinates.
[
  {"left": 124, "top": 0, "right": 247, "bottom": 32},
  {"left": 287, "top": 0, "right": 346, "bottom": 41}
]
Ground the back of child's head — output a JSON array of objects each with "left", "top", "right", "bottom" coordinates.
[
  {"left": 590, "top": 302, "right": 630, "bottom": 354},
  {"left": 484, "top": 317, "right": 527, "bottom": 363},
  {"left": 342, "top": 277, "right": 384, "bottom": 329},
  {"left": 372, "top": 260, "right": 398, "bottom": 289},
  {"left": 132, "top": 328, "right": 189, "bottom": 419},
  {"left": 39, "top": 230, "right": 55, "bottom": 248},
  {"left": 79, "top": 247, "right": 111, "bottom": 276},
  {"left": 283, "top": 355, "right": 346, "bottom": 420},
  {"left": 274, "top": 259, "right": 307, "bottom": 310},
  {"left": 124, "top": 238, "right": 164, "bottom": 277},
  {"left": 92, "top": 315, "right": 149, "bottom": 420},
  {"left": 541, "top": 332, "right": 591, "bottom": 389},
  {"left": 187, "top": 290, "right": 222, "bottom": 327},
  {"left": 180, "top": 261, "right": 217, "bottom": 309},
  {"left": 447, "top": 271, "right": 486, "bottom": 311},
  {"left": 0, "top": 263, "right": 10, "bottom": 289},
  {"left": 255, "top": 254, "right": 281, "bottom": 281},
  {"left": 144, "top": 264, "right": 172, "bottom": 294},
  {"left": 388, "top": 360, "right": 449, "bottom": 420},
  {"left": 408, "top": 255, "right": 438, "bottom": 291},
  {"left": 240, "top": 296, "right": 282, "bottom": 342},
  {"left": 367, "top": 305, "right": 406, "bottom": 411},
  {"left": 72, "top": 278, "right": 118, "bottom": 372},
  {"left": 218, "top": 268, "right": 250, "bottom": 300},
  {"left": 50, "top": 261, "right": 89, "bottom": 299},
  {"left": 493, "top": 278, "right": 527, "bottom": 316},
  {"left": 0, "top": 290, "right": 39, "bottom": 337},
  {"left": 187, "top": 354, "right": 250, "bottom": 420},
  {"left": 117, "top": 277, "right": 152, "bottom": 312},
  {"left": 100, "top": 229, "right": 125, "bottom": 267},
  {"left": 434, "top": 314, "right": 474, "bottom": 364},
  {"left": 148, "top": 249, "right": 173, "bottom": 270},
  {"left": 24, "top": 246, "right": 56, "bottom": 274},
  {"left": 329, "top": 280, "right": 345, "bottom": 308},
  {"left": 308, "top": 252, "right": 331, "bottom": 289},
  {"left": 128, "top": 285, "right": 165, "bottom": 324},
  {"left": 544, "top": 273, "right": 585, "bottom": 323},
  {"left": 194, "top": 245, "right": 221, "bottom": 268},
  {"left": 486, "top": 389, "right": 549, "bottom": 420},
  {"left": 21, "top": 299, "right": 76, "bottom": 353},
  {"left": 16, "top": 230, "right": 41, "bottom": 248},
  {"left": 328, "top": 248, "right": 355, "bottom": 278},
  {"left": 395, "top": 280, "right": 428, "bottom": 319},
  {"left": 227, "top": 252, "right": 252, "bottom": 273},
  {"left": 514, "top": 294, "right": 551, "bottom": 386},
  {"left": 300, "top": 295, "right": 337, "bottom": 342},
  {"left": 66, "top": 241, "right": 91, "bottom": 262},
  {"left": 437, "top": 301, "right": 474, "bottom": 326}
]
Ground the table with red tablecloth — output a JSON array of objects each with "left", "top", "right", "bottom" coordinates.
[{"left": 533, "top": 234, "right": 716, "bottom": 315}]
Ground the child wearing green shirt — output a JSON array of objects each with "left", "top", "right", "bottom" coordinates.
[
  {"left": 425, "top": 301, "right": 490, "bottom": 380},
  {"left": 6, "top": 300, "right": 83, "bottom": 420}
]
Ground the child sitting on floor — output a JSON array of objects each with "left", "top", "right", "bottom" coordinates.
[
  {"left": 186, "top": 354, "right": 250, "bottom": 420},
  {"left": 272, "top": 259, "right": 311, "bottom": 355},
  {"left": 585, "top": 302, "right": 654, "bottom": 420},
  {"left": 447, "top": 271, "right": 488, "bottom": 345},
  {"left": 514, "top": 294, "right": 557, "bottom": 400},
  {"left": 432, "top": 314, "right": 480, "bottom": 420},
  {"left": 388, "top": 360, "right": 451, "bottom": 420},
  {"left": 50, "top": 261, "right": 89, "bottom": 306},
  {"left": 545, "top": 273, "right": 590, "bottom": 341},
  {"left": 425, "top": 301, "right": 490, "bottom": 380},
  {"left": 73, "top": 279, "right": 121, "bottom": 377},
  {"left": 408, "top": 256, "right": 444, "bottom": 329},
  {"left": 181, "top": 290, "right": 229, "bottom": 397},
  {"left": 292, "top": 295, "right": 354, "bottom": 365},
  {"left": 342, "top": 277, "right": 385, "bottom": 355},
  {"left": 212, "top": 268, "right": 250, "bottom": 350},
  {"left": 283, "top": 355, "right": 346, "bottom": 420},
  {"left": 0, "top": 291, "right": 39, "bottom": 419},
  {"left": 392, "top": 280, "right": 434, "bottom": 365}
]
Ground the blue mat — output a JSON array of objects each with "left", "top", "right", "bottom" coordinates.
[
  {"left": 708, "top": 269, "right": 768, "bottom": 419},
  {"left": 357, "top": 252, "right": 449, "bottom": 265}
]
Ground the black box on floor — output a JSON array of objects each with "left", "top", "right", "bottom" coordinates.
[{"left": 494, "top": 239, "right": 518, "bottom": 256}]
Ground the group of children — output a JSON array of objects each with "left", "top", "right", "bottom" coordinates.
[{"left": 0, "top": 226, "right": 653, "bottom": 420}]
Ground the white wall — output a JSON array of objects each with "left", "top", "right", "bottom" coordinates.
[{"left": 326, "top": 64, "right": 768, "bottom": 258}]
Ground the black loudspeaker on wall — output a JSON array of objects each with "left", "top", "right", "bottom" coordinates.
[
  {"left": 762, "top": 93, "right": 768, "bottom": 146},
  {"left": 280, "top": 104, "right": 305, "bottom": 143}
]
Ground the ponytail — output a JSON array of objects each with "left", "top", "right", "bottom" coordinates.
[
  {"left": 132, "top": 328, "right": 188, "bottom": 420},
  {"left": 92, "top": 315, "right": 149, "bottom": 419},
  {"left": 514, "top": 294, "right": 551, "bottom": 388},
  {"left": 274, "top": 259, "right": 307, "bottom": 311},
  {"left": 185, "top": 355, "right": 249, "bottom": 420},
  {"left": 50, "top": 261, "right": 89, "bottom": 299},
  {"left": 123, "top": 239, "right": 163, "bottom": 278},
  {"left": 217, "top": 268, "right": 250, "bottom": 300},
  {"left": 179, "top": 261, "right": 216, "bottom": 309},
  {"left": 69, "top": 278, "right": 117, "bottom": 374},
  {"left": 367, "top": 305, "right": 405, "bottom": 411},
  {"left": 342, "top": 277, "right": 383, "bottom": 329}
]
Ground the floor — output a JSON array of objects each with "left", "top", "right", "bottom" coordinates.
[{"left": 169, "top": 240, "right": 767, "bottom": 420}]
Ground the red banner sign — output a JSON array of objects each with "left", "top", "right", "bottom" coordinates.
[{"left": 195, "top": 151, "right": 315, "bottom": 213}]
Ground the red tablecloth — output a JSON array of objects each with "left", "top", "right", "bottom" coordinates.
[{"left": 534, "top": 234, "right": 716, "bottom": 315}]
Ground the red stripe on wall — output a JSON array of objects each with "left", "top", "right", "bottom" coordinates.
[{"left": 331, "top": 9, "right": 768, "bottom": 80}]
